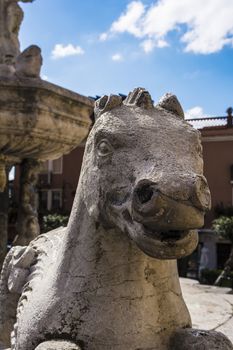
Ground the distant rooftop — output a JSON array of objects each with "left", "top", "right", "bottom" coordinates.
[{"left": 186, "top": 116, "right": 228, "bottom": 129}]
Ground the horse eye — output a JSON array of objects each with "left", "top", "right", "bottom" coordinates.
[{"left": 97, "top": 140, "right": 113, "bottom": 156}]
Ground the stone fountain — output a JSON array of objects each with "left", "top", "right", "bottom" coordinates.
[{"left": 0, "top": 0, "right": 94, "bottom": 247}]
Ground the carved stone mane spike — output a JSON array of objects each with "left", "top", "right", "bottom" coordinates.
[
  {"left": 124, "top": 87, "right": 154, "bottom": 110},
  {"left": 94, "top": 94, "right": 122, "bottom": 120},
  {"left": 156, "top": 93, "right": 184, "bottom": 119}
]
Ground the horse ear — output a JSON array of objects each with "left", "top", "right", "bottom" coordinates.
[
  {"left": 124, "top": 87, "right": 154, "bottom": 110},
  {"left": 156, "top": 93, "right": 184, "bottom": 119},
  {"left": 94, "top": 95, "right": 122, "bottom": 120}
]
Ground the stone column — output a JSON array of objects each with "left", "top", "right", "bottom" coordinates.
[
  {"left": 0, "top": 168, "right": 9, "bottom": 269},
  {"left": 14, "top": 159, "right": 41, "bottom": 246},
  {"left": 0, "top": 160, "right": 7, "bottom": 192}
]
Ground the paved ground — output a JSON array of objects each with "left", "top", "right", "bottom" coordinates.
[{"left": 181, "top": 278, "right": 233, "bottom": 343}]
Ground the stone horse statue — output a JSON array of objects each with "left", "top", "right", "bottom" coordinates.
[{"left": 0, "top": 88, "right": 232, "bottom": 350}]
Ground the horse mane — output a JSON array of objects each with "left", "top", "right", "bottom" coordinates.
[{"left": 94, "top": 87, "right": 184, "bottom": 121}]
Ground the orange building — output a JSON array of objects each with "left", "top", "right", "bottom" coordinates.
[
  {"left": 186, "top": 112, "right": 233, "bottom": 275},
  {"left": 36, "top": 143, "right": 85, "bottom": 214}
]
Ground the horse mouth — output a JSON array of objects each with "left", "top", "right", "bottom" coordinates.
[
  {"left": 122, "top": 208, "right": 198, "bottom": 258},
  {"left": 138, "top": 224, "right": 198, "bottom": 259},
  {"left": 142, "top": 226, "right": 189, "bottom": 243}
]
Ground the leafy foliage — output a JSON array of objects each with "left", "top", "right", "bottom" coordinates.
[
  {"left": 212, "top": 216, "right": 233, "bottom": 243},
  {"left": 42, "top": 214, "right": 69, "bottom": 233},
  {"left": 201, "top": 268, "right": 233, "bottom": 287}
]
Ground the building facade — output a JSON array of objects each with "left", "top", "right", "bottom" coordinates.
[
  {"left": 37, "top": 145, "right": 85, "bottom": 214},
  {"left": 185, "top": 114, "right": 233, "bottom": 277}
]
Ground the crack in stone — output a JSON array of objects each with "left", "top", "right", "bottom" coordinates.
[{"left": 211, "top": 299, "right": 233, "bottom": 331}]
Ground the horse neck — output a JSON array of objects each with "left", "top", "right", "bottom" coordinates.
[
  {"left": 56, "top": 191, "right": 187, "bottom": 311},
  {"left": 50, "top": 190, "right": 191, "bottom": 348}
]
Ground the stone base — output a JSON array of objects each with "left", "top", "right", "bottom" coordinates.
[{"left": 170, "top": 328, "right": 233, "bottom": 349}]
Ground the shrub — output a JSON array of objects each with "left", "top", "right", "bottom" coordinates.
[
  {"left": 201, "top": 268, "right": 233, "bottom": 287},
  {"left": 42, "top": 214, "right": 69, "bottom": 233},
  {"left": 212, "top": 216, "right": 233, "bottom": 243}
]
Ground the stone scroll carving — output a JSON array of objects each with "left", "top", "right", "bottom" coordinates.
[{"left": 0, "top": 88, "right": 232, "bottom": 350}]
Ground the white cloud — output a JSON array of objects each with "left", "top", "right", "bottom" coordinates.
[
  {"left": 157, "top": 39, "right": 169, "bottom": 48},
  {"left": 51, "top": 44, "right": 85, "bottom": 59},
  {"left": 103, "top": 0, "right": 233, "bottom": 54},
  {"left": 141, "top": 39, "right": 154, "bottom": 53},
  {"left": 42, "top": 74, "right": 48, "bottom": 81},
  {"left": 111, "top": 53, "right": 124, "bottom": 61},
  {"left": 185, "top": 106, "right": 205, "bottom": 119},
  {"left": 110, "top": 1, "right": 145, "bottom": 38},
  {"left": 99, "top": 32, "right": 108, "bottom": 41},
  {"left": 141, "top": 38, "right": 169, "bottom": 53}
]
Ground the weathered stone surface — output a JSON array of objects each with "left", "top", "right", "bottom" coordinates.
[
  {"left": 0, "top": 0, "right": 33, "bottom": 70},
  {"left": 170, "top": 328, "right": 233, "bottom": 349},
  {"left": 13, "top": 159, "right": 40, "bottom": 246},
  {"left": 0, "top": 77, "right": 93, "bottom": 162},
  {"left": 0, "top": 0, "right": 93, "bottom": 193},
  {"left": 0, "top": 0, "right": 26, "bottom": 62},
  {"left": 0, "top": 247, "right": 28, "bottom": 349},
  {"left": 0, "top": 170, "right": 9, "bottom": 269},
  {"left": 35, "top": 340, "right": 81, "bottom": 350},
  {"left": 15, "top": 45, "right": 42, "bottom": 79},
  {"left": 0, "top": 76, "right": 93, "bottom": 192},
  {"left": 156, "top": 92, "right": 185, "bottom": 119},
  {"left": 0, "top": 88, "right": 229, "bottom": 350}
]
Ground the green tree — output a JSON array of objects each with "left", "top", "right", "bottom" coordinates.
[{"left": 212, "top": 216, "right": 233, "bottom": 286}]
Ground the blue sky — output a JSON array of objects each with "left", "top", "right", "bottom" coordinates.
[{"left": 19, "top": 0, "right": 233, "bottom": 119}]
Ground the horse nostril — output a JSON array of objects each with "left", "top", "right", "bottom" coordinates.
[{"left": 136, "top": 184, "right": 154, "bottom": 204}]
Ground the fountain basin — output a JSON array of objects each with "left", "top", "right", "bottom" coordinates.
[{"left": 0, "top": 76, "right": 94, "bottom": 189}]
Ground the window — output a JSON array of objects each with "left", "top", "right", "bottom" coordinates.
[
  {"left": 39, "top": 190, "right": 48, "bottom": 211},
  {"left": 40, "top": 157, "right": 63, "bottom": 175},
  {"left": 38, "top": 189, "right": 62, "bottom": 211},
  {"left": 52, "top": 190, "right": 62, "bottom": 209},
  {"left": 52, "top": 157, "right": 63, "bottom": 174},
  {"left": 41, "top": 161, "right": 49, "bottom": 173}
]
